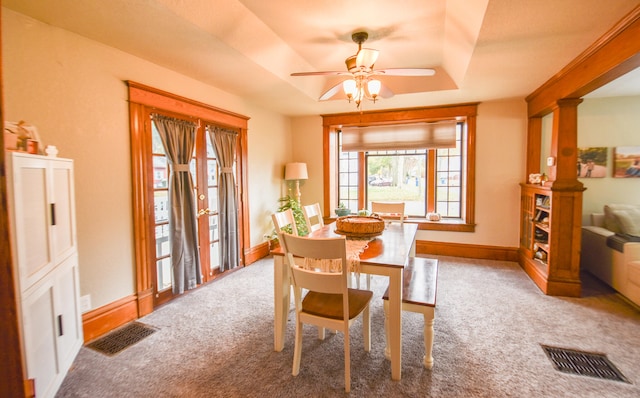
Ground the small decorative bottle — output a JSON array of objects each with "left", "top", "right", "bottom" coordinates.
[{"left": 540, "top": 173, "right": 548, "bottom": 185}]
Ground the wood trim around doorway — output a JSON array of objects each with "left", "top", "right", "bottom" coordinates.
[{"left": 127, "top": 81, "right": 250, "bottom": 317}]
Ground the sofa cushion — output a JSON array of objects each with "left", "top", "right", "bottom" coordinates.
[
  {"left": 612, "top": 207, "right": 640, "bottom": 237},
  {"left": 604, "top": 204, "right": 640, "bottom": 234}
]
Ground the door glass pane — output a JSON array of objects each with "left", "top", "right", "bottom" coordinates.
[
  {"left": 151, "top": 125, "right": 166, "bottom": 155},
  {"left": 154, "top": 191, "right": 169, "bottom": 223},
  {"left": 209, "top": 242, "right": 220, "bottom": 270},
  {"left": 207, "top": 160, "right": 217, "bottom": 186},
  {"left": 208, "top": 187, "right": 218, "bottom": 213},
  {"left": 153, "top": 156, "right": 168, "bottom": 188},
  {"left": 155, "top": 225, "right": 170, "bottom": 257},
  {"left": 156, "top": 258, "right": 172, "bottom": 291},
  {"left": 209, "top": 133, "right": 220, "bottom": 271},
  {"left": 209, "top": 215, "right": 219, "bottom": 241},
  {"left": 206, "top": 132, "right": 215, "bottom": 157}
]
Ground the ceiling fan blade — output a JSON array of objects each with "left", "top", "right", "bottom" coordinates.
[
  {"left": 319, "top": 81, "right": 344, "bottom": 101},
  {"left": 356, "top": 48, "right": 379, "bottom": 69},
  {"left": 379, "top": 84, "right": 394, "bottom": 99},
  {"left": 291, "top": 71, "right": 349, "bottom": 76},
  {"left": 375, "top": 68, "right": 436, "bottom": 76}
]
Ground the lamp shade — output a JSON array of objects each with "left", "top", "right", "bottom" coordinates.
[{"left": 284, "top": 162, "right": 308, "bottom": 180}]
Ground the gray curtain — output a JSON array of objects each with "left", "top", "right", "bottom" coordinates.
[
  {"left": 208, "top": 126, "right": 239, "bottom": 272},
  {"left": 153, "top": 114, "right": 202, "bottom": 294}
]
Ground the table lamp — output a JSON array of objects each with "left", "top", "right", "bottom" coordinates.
[{"left": 284, "top": 162, "right": 308, "bottom": 204}]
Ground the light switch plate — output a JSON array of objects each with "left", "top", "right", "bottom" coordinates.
[{"left": 546, "top": 156, "right": 556, "bottom": 166}]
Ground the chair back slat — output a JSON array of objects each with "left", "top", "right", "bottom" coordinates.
[
  {"left": 302, "top": 203, "right": 324, "bottom": 233},
  {"left": 371, "top": 201, "right": 405, "bottom": 224},
  {"left": 272, "top": 209, "right": 298, "bottom": 235},
  {"left": 279, "top": 233, "right": 348, "bottom": 295}
]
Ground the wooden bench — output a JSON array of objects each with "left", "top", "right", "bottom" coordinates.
[{"left": 382, "top": 257, "right": 438, "bottom": 369}]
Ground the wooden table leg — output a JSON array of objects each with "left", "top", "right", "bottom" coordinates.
[
  {"left": 273, "top": 255, "right": 289, "bottom": 352},
  {"left": 423, "top": 309, "right": 435, "bottom": 369},
  {"left": 388, "top": 268, "right": 403, "bottom": 380}
]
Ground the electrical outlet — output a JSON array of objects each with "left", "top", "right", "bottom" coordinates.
[{"left": 80, "top": 295, "right": 91, "bottom": 313}]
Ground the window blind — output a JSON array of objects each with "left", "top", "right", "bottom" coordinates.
[{"left": 341, "top": 120, "right": 457, "bottom": 151}]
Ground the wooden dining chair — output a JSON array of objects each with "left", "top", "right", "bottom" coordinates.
[
  {"left": 371, "top": 201, "right": 405, "bottom": 224},
  {"left": 271, "top": 208, "right": 298, "bottom": 236},
  {"left": 302, "top": 202, "right": 324, "bottom": 233},
  {"left": 273, "top": 208, "right": 334, "bottom": 340},
  {"left": 279, "top": 232, "right": 373, "bottom": 393}
]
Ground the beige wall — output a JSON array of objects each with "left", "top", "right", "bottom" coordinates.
[
  {"left": 578, "top": 95, "right": 640, "bottom": 224},
  {"left": 290, "top": 116, "right": 324, "bottom": 211},
  {"left": 2, "top": 9, "right": 292, "bottom": 310}
]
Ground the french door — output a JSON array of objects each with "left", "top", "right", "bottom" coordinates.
[
  {"left": 128, "top": 81, "right": 249, "bottom": 315},
  {"left": 150, "top": 117, "right": 239, "bottom": 306}
]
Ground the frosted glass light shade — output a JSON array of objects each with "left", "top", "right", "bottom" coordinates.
[
  {"left": 368, "top": 79, "right": 381, "bottom": 96},
  {"left": 284, "top": 162, "right": 308, "bottom": 180},
  {"left": 343, "top": 79, "right": 357, "bottom": 97},
  {"left": 355, "top": 48, "right": 379, "bottom": 69}
]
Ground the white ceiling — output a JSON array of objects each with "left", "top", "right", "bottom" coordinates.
[{"left": 3, "top": 0, "right": 639, "bottom": 116}]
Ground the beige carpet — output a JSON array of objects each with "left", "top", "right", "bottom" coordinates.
[{"left": 56, "top": 255, "right": 640, "bottom": 397}]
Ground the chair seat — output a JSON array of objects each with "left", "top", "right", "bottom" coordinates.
[{"left": 303, "top": 289, "right": 373, "bottom": 320}]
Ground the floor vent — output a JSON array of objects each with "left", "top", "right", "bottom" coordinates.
[
  {"left": 541, "top": 345, "right": 629, "bottom": 383},
  {"left": 87, "top": 322, "right": 157, "bottom": 356}
]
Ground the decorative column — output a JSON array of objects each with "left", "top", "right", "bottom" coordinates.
[{"left": 549, "top": 98, "right": 584, "bottom": 189}]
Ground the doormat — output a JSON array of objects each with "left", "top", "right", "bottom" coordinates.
[
  {"left": 541, "top": 345, "right": 629, "bottom": 383},
  {"left": 87, "top": 322, "right": 158, "bottom": 356}
]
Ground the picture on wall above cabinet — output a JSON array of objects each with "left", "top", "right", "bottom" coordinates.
[
  {"left": 577, "top": 147, "right": 607, "bottom": 178},
  {"left": 613, "top": 146, "right": 640, "bottom": 178},
  {"left": 4, "top": 120, "right": 44, "bottom": 154}
]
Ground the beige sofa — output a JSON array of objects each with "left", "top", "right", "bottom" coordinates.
[{"left": 581, "top": 204, "right": 640, "bottom": 307}]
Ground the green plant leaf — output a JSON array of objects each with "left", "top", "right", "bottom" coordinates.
[{"left": 276, "top": 195, "right": 309, "bottom": 236}]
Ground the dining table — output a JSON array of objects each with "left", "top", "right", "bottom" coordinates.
[{"left": 271, "top": 221, "right": 418, "bottom": 381}]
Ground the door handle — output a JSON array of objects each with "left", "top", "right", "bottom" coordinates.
[{"left": 198, "top": 208, "right": 211, "bottom": 217}]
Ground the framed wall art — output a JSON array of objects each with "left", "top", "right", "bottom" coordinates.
[
  {"left": 613, "top": 146, "right": 640, "bottom": 178},
  {"left": 577, "top": 147, "right": 607, "bottom": 178}
]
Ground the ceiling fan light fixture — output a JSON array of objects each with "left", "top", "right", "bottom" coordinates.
[
  {"left": 291, "top": 30, "right": 436, "bottom": 111},
  {"left": 367, "top": 79, "right": 381, "bottom": 100},
  {"left": 343, "top": 79, "right": 357, "bottom": 102}
]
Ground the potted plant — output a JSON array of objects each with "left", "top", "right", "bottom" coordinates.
[
  {"left": 276, "top": 195, "right": 309, "bottom": 236},
  {"left": 335, "top": 202, "right": 351, "bottom": 217}
]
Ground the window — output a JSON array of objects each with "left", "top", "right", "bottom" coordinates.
[
  {"left": 323, "top": 104, "right": 477, "bottom": 232},
  {"left": 337, "top": 133, "right": 359, "bottom": 211},
  {"left": 365, "top": 149, "right": 428, "bottom": 216}
]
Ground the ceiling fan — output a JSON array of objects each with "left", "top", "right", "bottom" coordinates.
[{"left": 291, "top": 31, "right": 436, "bottom": 108}]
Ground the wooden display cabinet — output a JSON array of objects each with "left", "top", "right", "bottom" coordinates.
[{"left": 519, "top": 183, "right": 583, "bottom": 297}]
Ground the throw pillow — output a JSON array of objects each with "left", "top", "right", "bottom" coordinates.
[
  {"left": 612, "top": 208, "right": 640, "bottom": 237},
  {"left": 604, "top": 204, "right": 640, "bottom": 233}
]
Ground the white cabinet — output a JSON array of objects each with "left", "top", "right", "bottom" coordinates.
[{"left": 6, "top": 152, "right": 83, "bottom": 398}]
